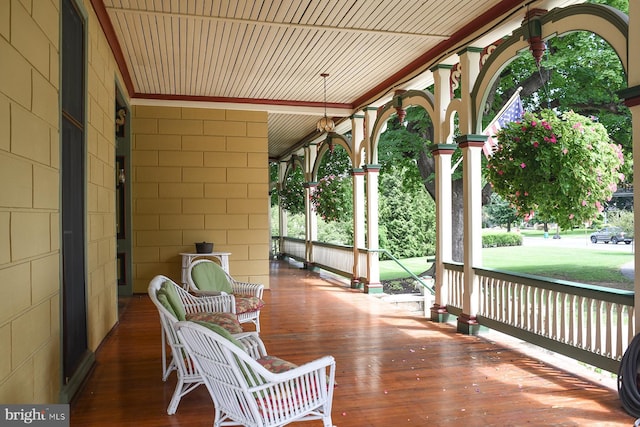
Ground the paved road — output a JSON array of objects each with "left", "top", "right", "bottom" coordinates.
[
  {"left": 522, "top": 235, "right": 635, "bottom": 279},
  {"left": 523, "top": 234, "right": 634, "bottom": 251}
]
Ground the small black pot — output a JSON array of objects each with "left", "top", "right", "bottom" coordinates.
[{"left": 195, "top": 242, "right": 214, "bottom": 253}]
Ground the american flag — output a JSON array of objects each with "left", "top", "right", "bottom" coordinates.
[{"left": 483, "top": 89, "right": 524, "bottom": 157}]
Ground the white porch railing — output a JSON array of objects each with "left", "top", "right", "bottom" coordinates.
[
  {"left": 312, "top": 241, "right": 356, "bottom": 278},
  {"left": 444, "top": 262, "right": 635, "bottom": 373},
  {"left": 280, "top": 237, "right": 365, "bottom": 279},
  {"left": 278, "top": 241, "right": 634, "bottom": 373},
  {"left": 280, "top": 237, "right": 306, "bottom": 261}
]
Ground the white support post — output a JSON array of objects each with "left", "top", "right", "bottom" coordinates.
[
  {"left": 457, "top": 135, "right": 487, "bottom": 334},
  {"left": 352, "top": 169, "right": 365, "bottom": 287},
  {"left": 627, "top": 0, "right": 640, "bottom": 335},
  {"left": 351, "top": 114, "right": 366, "bottom": 288},
  {"left": 454, "top": 47, "right": 485, "bottom": 334},
  {"left": 429, "top": 64, "right": 455, "bottom": 321},
  {"left": 278, "top": 160, "right": 288, "bottom": 252},
  {"left": 430, "top": 145, "right": 455, "bottom": 322},
  {"left": 303, "top": 144, "right": 318, "bottom": 268},
  {"left": 364, "top": 164, "right": 382, "bottom": 294}
]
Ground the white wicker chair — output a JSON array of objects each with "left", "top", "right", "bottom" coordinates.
[
  {"left": 176, "top": 320, "right": 336, "bottom": 427},
  {"left": 148, "top": 275, "right": 262, "bottom": 415},
  {"left": 187, "top": 259, "right": 265, "bottom": 331}
]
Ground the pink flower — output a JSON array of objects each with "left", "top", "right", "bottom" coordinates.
[
  {"left": 520, "top": 163, "right": 526, "bottom": 168},
  {"left": 515, "top": 191, "right": 520, "bottom": 197},
  {"left": 581, "top": 200, "right": 587, "bottom": 206},
  {"left": 533, "top": 141, "right": 539, "bottom": 148},
  {"left": 498, "top": 170, "right": 504, "bottom": 175},
  {"left": 562, "top": 148, "right": 568, "bottom": 155},
  {"left": 524, "top": 192, "right": 528, "bottom": 196},
  {"left": 595, "top": 201, "right": 603, "bottom": 212},
  {"left": 531, "top": 121, "right": 537, "bottom": 127},
  {"left": 569, "top": 214, "right": 574, "bottom": 220}
]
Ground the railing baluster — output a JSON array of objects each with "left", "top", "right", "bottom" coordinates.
[{"left": 445, "top": 264, "right": 634, "bottom": 374}]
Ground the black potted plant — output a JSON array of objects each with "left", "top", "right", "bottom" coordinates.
[{"left": 195, "top": 241, "right": 214, "bottom": 253}]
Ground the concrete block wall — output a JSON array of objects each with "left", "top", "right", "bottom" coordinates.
[
  {"left": 0, "top": 0, "right": 62, "bottom": 403},
  {"left": 131, "top": 106, "right": 270, "bottom": 292},
  {"left": 85, "top": 0, "right": 119, "bottom": 350},
  {"left": 0, "top": 0, "right": 122, "bottom": 403}
]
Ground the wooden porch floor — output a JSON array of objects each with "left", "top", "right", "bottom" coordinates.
[{"left": 71, "top": 259, "right": 634, "bottom": 426}]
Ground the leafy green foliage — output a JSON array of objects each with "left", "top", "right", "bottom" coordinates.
[
  {"left": 487, "top": 109, "right": 624, "bottom": 229},
  {"left": 482, "top": 232, "right": 523, "bottom": 248},
  {"left": 310, "top": 147, "right": 353, "bottom": 223},
  {"left": 317, "top": 217, "right": 353, "bottom": 245},
  {"left": 378, "top": 170, "right": 435, "bottom": 258},
  {"left": 484, "top": 193, "right": 519, "bottom": 230},
  {"left": 609, "top": 210, "right": 634, "bottom": 237}
]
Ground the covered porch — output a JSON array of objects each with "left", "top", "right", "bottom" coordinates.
[{"left": 70, "top": 259, "right": 631, "bottom": 426}]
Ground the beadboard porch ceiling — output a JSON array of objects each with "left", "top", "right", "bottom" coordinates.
[{"left": 96, "top": 0, "right": 579, "bottom": 160}]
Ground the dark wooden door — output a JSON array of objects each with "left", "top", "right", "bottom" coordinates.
[{"left": 61, "top": 0, "right": 88, "bottom": 382}]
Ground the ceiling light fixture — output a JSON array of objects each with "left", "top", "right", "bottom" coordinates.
[{"left": 316, "top": 73, "right": 335, "bottom": 133}]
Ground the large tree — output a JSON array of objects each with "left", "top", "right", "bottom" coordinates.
[{"left": 378, "top": 0, "right": 630, "bottom": 263}]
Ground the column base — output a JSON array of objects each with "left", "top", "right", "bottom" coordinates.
[
  {"left": 430, "top": 304, "right": 450, "bottom": 323},
  {"left": 456, "top": 313, "right": 484, "bottom": 335},
  {"left": 364, "top": 282, "right": 384, "bottom": 294},
  {"left": 350, "top": 279, "right": 364, "bottom": 290},
  {"left": 305, "top": 262, "right": 319, "bottom": 272}
]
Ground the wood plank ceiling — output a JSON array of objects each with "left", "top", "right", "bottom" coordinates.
[{"left": 98, "top": 0, "right": 580, "bottom": 160}]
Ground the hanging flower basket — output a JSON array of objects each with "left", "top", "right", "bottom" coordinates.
[
  {"left": 310, "top": 174, "right": 352, "bottom": 222},
  {"left": 486, "top": 109, "right": 624, "bottom": 229}
]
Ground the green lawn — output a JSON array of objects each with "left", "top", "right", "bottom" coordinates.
[
  {"left": 483, "top": 245, "right": 633, "bottom": 286},
  {"left": 380, "top": 245, "right": 633, "bottom": 288},
  {"left": 379, "top": 256, "right": 432, "bottom": 281}
]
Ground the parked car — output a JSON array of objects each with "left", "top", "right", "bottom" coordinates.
[{"left": 590, "top": 226, "right": 633, "bottom": 244}]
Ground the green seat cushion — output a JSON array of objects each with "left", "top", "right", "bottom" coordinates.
[
  {"left": 155, "top": 291, "right": 178, "bottom": 319},
  {"left": 191, "top": 262, "right": 233, "bottom": 294},
  {"left": 185, "top": 311, "right": 243, "bottom": 334},
  {"left": 158, "top": 281, "right": 186, "bottom": 321}
]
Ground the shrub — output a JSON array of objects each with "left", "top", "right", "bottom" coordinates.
[{"left": 482, "top": 232, "right": 523, "bottom": 248}]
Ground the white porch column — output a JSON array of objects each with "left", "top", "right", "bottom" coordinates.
[
  {"left": 303, "top": 144, "right": 318, "bottom": 268},
  {"left": 352, "top": 168, "right": 365, "bottom": 287},
  {"left": 457, "top": 135, "right": 487, "bottom": 334},
  {"left": 351, "top": 114, "right": 366, "bottom": 288},
  {"left": 623, "top": 0, "right": 640, "bottom": 333},
  {"left": 364, "top": 164, "right": 382, "bottom": 293},
  {"left": 429, "top": 64, "right": 455, "bottom": 321},
  {"left": 277, "top": 160, "right": 288, "bottom": 254},
  {"left": 429, "top": 145, "right": 455, "bottom": 322},
  {"left": 456, "top": 47, "right": 485, "bottom": 334}
]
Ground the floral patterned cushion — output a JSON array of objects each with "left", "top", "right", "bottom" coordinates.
[
  {"left": 185, "top": 311, "right": 243, "bottom": 334},
  {"left": 235, "top": 295, "right": 265, "bottom": 314},
  {"left": 256, "top": 355, "right": 297, "bottom": 374}
]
